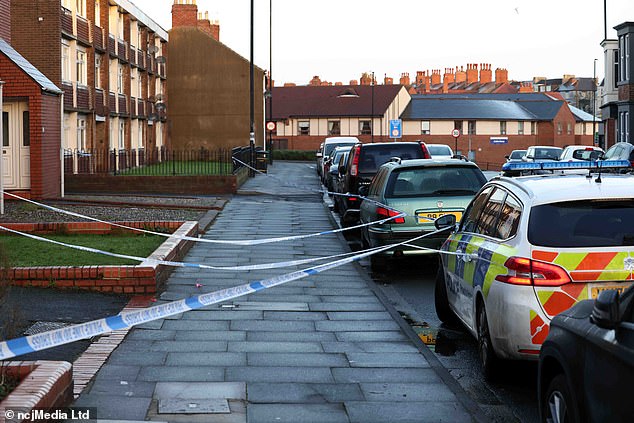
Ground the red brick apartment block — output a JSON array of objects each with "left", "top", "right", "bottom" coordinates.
[{"left": 0, "top": 0, "right": 10, "bottom": 41}]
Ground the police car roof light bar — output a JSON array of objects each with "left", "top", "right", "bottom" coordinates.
[{"left": 501, "top": 160, "right": 631, "bottom": 172}]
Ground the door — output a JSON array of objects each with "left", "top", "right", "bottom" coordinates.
[{"left": 2, "top": 102, "right": 31, "bottom": 190}]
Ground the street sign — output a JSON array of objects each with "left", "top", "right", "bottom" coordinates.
[
  {"left": 490, "top": 137, "right": 508, "bottom": 144},
  {"left": 266, "top": 121, "right": 276, "bottom": 131},
  {"left": 389, "top": 119, "right": 402, "bottom": 139},
  {"left": 451, "top": 129, "right": 461, "bottom": 138}
]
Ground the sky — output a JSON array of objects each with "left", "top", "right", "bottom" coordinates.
[{"left": 130, "top": 0, "right": 634, "bottom": 86}]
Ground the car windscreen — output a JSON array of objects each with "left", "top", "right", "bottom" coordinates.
[
  {"left": 427, "top": 145, "right": 452, "bottom": 156},
  {"left": 384, "top": 166, "right": 487, "bottom": 198},
  {"left": 528, "top": 200, "right": 634, "bottom": 247},
  {"left": 324, "top": 142, "right": 355, "bottom": 157},
  {"left": 509, "top": 150, "right": 525, "bottom": 159},
  {"left": 533, "top": 148, "right": 563, "bottom": 160},
  {"left": 358, "top": 144, "right": 424, "bottom": 173}
]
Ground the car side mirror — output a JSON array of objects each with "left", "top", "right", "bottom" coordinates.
[
  {"left": 591, "top": 289, "right": 620, "bottom": 329},
  {"left": 504, "top": 155, "right": 510, "bottom": 160},
  {"left": 358, "top": 185, "right": 369, "bottom": 197},
  {"left": 434, "top": 214, "right": 456, "bottom": 230},
  {"left": 316, "top": 152, "right": 323, "bottom": 158}
]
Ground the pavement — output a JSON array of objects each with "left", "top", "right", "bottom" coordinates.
[{"left": 73, "top": 161, "right": 490, "bottom": 423}]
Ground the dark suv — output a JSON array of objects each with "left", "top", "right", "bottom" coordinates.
[{"left": 334, "top": 141, "right": 431, "bottom": 225}]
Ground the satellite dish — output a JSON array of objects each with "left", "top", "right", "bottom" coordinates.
[
  {"left": 155, "top": 93, "right": 164, "bottom": 101},
  {"left": 156, "top": 56, "right": 166, "bottom": 64},
  {"left": 148, "top": 113, "right": 158, "bottom": 121},
  {"left": 155, "top": 102, "right": 166, "bottom": 111},
  {"left": 147, "top": 45, "right": 158, "bottom": 54}
]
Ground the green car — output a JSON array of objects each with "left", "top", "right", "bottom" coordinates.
[{"left": 359, "top": 158, "right": 487, "bottom": 271}]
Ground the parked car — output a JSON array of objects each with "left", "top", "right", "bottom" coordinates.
[
  {"left": 359, "top": 158, "right": 486, "bottom": 271},
  {"left": 538, "top": 285, "right": 634, "bottom": 423},
  {"left": 505, "top": 149, "right": 526, "bottom": 162},
  {"left": 602, "top": 142, "right": 634, "bottom": 171},
  {"left": 335, "top": 141, "right": 432, "bottom": 225},
  {"left": 523, "top": 146, "right": 563, "bottom": 162},
  {"left": 434, "top": 160, "right": 634, "bottom": 378},
  {"left": 559, "top": 145, "right": 604, "bottom": 162},
  {"left": 316, "top": 143, "right": 325, "bottom": 176},
  {"left": 324, "top": 146, "right": 351, "bottom": 194},
  {"left": 318, "top": 137, "right": 359, "bottom": 182},
  {"left": 426, "top": 144, "right": 454, "bottom": 160}
]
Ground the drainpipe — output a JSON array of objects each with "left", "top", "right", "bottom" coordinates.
[
  {"left": 0, "top": 80, "right": 4, "bottom": 214},
  {"left": 60, "top": 92, "right": 65, "bottom": 198}
]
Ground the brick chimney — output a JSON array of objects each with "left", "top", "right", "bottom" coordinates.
[
  {"left": 211, "top": 19, "right": 220, "bottom": 41},
  {"left": 416, "top": 71, "right": 425, "bottom": 86},
  {"left": 172, "top": 0, "right": 198, "bottom": 28},
  {"left": 283, "top": 82, "right": 296, "bottom": 87},
  {"left": 479, "top": 63, "right": 492, "bottom": 84},
  {"left": 466, "top": 63, "right": 478, "bottom": 84},
  {"left": 309, "top": 75, "right": 321, "bottom": 86},
  {"left": 197, "top": 11, "right": 212, "bottom": 37},
  {"left": 350, "top": 80, "right": 359, "bottom": 85},
  {"left": 495, "top": 68, "right": 508, "bottom": 83},
  {"left": 518, "top": 82, "right": 533, "bottom": 93},
  {"left": 384, "top": 75, "right": 393, "bottom": 85},
  {"left": 443, "top": 68, "right": 455, "bottom": 84},
  {"left": 360, "top": 73, "right": 372, "bottom": 85},
  {"left": 455, "top": 66, "right": 467, "bottom": 83},
  {"left": 399, "top": 72, "right": 410, "bottom": 86},
  {"left": 443, "top": 78, "right": 448, "bottom": 94},
  {"left": 335, "top": 82, "right": 343, "bottom": 86},
  {"left": 431, "top": 69, "right": 441, "bottom": 85}
]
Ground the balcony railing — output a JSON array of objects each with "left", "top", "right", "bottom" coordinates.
[
  {"left": 76, "top": 85, "right": 89, "bottom": 110},
  {"left": 61, "top": 6, "right": 73, "bottom": 35},
  {"left": 76, "top": 16, "right": 90, "bottom": 44},
  {"left": 118, "top": 94, "right": 127, "bottom": 115},
  {"left": 95, "top": 89, "right": 105, "bottom": 116},
  {"left": 108, "top": 35, "right": 115, "bottom": 56},
  {"left": 108, "top": 92, "right": 116, "bottom": 112},
  {"left": 94, "top": 26, "right": 104, "bottom": 50},
  {"left": 62, "top": 82, "right": 73, "bottom": 109},
  {"left": 117, "top": 40, "right": 127, "bottom": 61}
]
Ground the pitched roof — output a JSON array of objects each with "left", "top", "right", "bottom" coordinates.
[
  {"left": 569, "top": 105, "right": 599, "bottom": 122},
  {"left": 0, "top": 38, "right": 62, "bottom": 94},
  {"left": 271, "top": 84, "right": 404, "bottom": 120},
  {"left": 401, "top": 98, "right": 537, "bottom": 120}
]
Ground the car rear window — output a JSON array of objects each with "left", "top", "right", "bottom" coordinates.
[
  {"left": 571, "top": 149, "right": 602, "bottom": 161},
  {"left": 532, "top": 148, "right": 563, "bottom": 160},
  {"left": 385, "top": 166, "right": 487, "bottom": 198},
  {"left": 509, "top": 151, "right": 525, "bottom": 159},
  {"left": 324, "top": 142, "right": 355, "bottom": 156},
  {"left": 428, "top": 145, "right": 452, "bottom": 156},
  {"left": 359, "top": 144, "right": 425, "bottom": 173},
  {"left": 528, "top": 200, "right": 634, "bottom": 247}
]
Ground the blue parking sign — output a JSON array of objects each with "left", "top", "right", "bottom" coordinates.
[{"left": 389, "top": 119, "right": 402, "bottom": 139}]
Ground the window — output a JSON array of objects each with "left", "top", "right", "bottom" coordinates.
[
  {"left": 298, "top": 121, "right": 309, "bottom": 136},
  {"left": 468, "top": 120, "right": 476, "bottom": 135},
  {"left": 117, "top": 63, "right": 124, "bottom": 94},
  {"left": 77, "top": 118, "right": 86, "bottom": 150},
  {"left": 454, "top": 120, "right": 463, "bottom": 133},
  {"left": 626, "top": 34, "right": 630, "bottom": 81},
  {"left": 118, "top": 120, "right": 125, "bottom": 150},
  {"left": 22, "top": 111, "right": 30, "bottom": 147},
  {"left": 626, "top": 112, "right": 631, "bottom": 143},
  {"left": 62, "top": 0, "right": 72, "bottom": 9},
  {"left": 118, "top": 13, "right": 124, "bottom": 39},
  {"left": 557, "top": 122, "right": 563, "bottom": 135},
  {"left": 137, "top": 73, "right": 142, "bottom": 99},
  {"left": 496, "top": 194, "right": 522, "bottom": 239},
  {"left": 359, "top": 120, "right": 372, "bottom": 135},
  {"left": 476, "top": 188, "right": 506, "bottom": 237},
  {"left": 620, "top": 35, "right": 626, "bottom": 82},
  {"left": 460, "top": 186, "right": 493, "bottom": 233},
  {"left": 76, "top": 0, "right": 85, "bottom": 17},
  {"left": 94, "top": 54, "right": 102, "bottom": 89},
  {"left": 76, "top": 48, "right": 87, "bottom": 85},
  {"left": 138, "top": 124, "right": 144, "bottom": 149},
  {"left": 2, "top": 112, "right": 8, "bottom": 147},
  {"left": 328, "top": 120, "right": 341, "bottom": 136},
  {"left": 531, "top": 121, "right": 537, "bottom": 135},
  {"left": 518, "top": 121, "right": 524, "bottom": 135},
  {"left": 614, "top": 50, "right": 619, "bottom": 89},
  {"left": 567, "top": 122, "right": 572, "bottom": 135},
  {"left": 500, "top": 121, "right": 507, "bottom": 135},
  {"left": 137, "top": 25, "right": 143, "bottom": 49},
  {"left": 421, "top": 120, "right": 430, "bottom": 135},
  {"left": 94, "top": 0, "right": 100, "bottom": 27},
  {"left": 62, "top": 40, "right": 70, "bottom": 82}
]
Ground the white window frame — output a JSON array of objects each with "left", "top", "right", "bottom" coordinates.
[
  {"left": 94, "top": 54, "right": 102, "bottom": 89},
  {"left": 117, "top": 63, "right": 124, "bottom": 94},
  {"left": 76, "top": 48, "right": 87, "bottom": 86},
  {"left": 62, "top": 40, "right": 71, "bottom": 82},
  {"left": 94, "top": 0, "right": 100, "bottom": 27},
  {"left": 118, "top": 12, "right": 124, "bottom": 40},
  {"left": 421, "top": 120, "right": 430, "bottom": 135},
  {"left": 517, "top": 121, "right": 524, "bottom": 135},
  {"left": 626, "top": 111, "right": 631, "bottom": 143},
  {"left": 500, "top": 121, "right": 507, "bottom": 135},
  {"left": 626, "top": 34, "right": 630, "bottom": 81},
  {"left": 77, "top": 118, "right": 86, "bottom": 151},
  {"left": 620, "top": 35, "right": 626, "bottom": 82},
  {"left": 531, "top": 121, "right": 537, "bottom": 135},
  {"left": 118, "top": 120, "right": 125, "bottom": 150},
  {"left": 557, "top": 122, "right": 563, "bottom": 135},
  {"left": 76, "top": 0, "right": 86, "bottom": 17},
  {"left": 138, "top": 123, "right": 144, "bottom": 149},
  {"left": 62, "top": 0, "right": 72, "bottom": 10}
]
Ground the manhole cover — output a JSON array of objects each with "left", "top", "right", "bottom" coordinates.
[
  {"left": 159, "top": 398, "right": 230, "bottom": 414},
  {"left": 24, "top": 321, "right": 72, "bottom": 336}
]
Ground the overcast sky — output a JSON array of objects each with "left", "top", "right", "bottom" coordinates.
[{"left": 130, "top": 0, "right": 633, "bottom": 86}]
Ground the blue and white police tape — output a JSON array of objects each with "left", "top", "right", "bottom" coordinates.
[
  {"left": 0, "top": 226, "right": 453, "bottom": 360},
  {"left": 0, "top": 224, "right": 386, "bottom": 271},
  {"left": 5, "top": 192, "right": 405, "bottom": 246}
]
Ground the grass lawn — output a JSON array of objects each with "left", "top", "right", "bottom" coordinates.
[
  {"left": 119, "top": 160, "right": 233, "bottom": 176},
  {"left": 0, "top": 233, "right": 165, "bottom": 267}
]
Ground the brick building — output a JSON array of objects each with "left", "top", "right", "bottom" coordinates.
[
  {"left": 168, "top": 0, "right": 265, "bottom": 150},
  {"left": 615, "top": 22, "right": 633, "bottom": 144},
  {"left": 10, "top": 0, "right": 168, "bottom": 173},
  {"left": 1, "top": 0, "right": 63, "bottom": 199}
]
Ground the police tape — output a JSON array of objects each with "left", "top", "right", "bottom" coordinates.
[
  {"left": 0, "top": 227, "right": 452, "bottom": 360},
  {"left": 0, "top": 224, "right": 387, "bottom": 271},
  {"left": 5, "top": 192, "right": 405, "bottom": 246}
]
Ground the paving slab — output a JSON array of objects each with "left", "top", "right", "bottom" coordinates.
[
  {"left": 247, "top": 403, "right": 349, "bottom": 423},
  {"left": 247, "top": 383, "right": 364, "bottom": 403},
  {"left": 154, "top": 382, "right": 246, "bottom": 400}
]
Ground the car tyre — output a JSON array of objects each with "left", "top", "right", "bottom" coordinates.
[
  {"left": 370, "top": 254, "right": 388, "bottom": 273},
  {"left": 543, "top": 374, "right": 578, "bottom": 423},
  {"left": 477, "top": 301, "right": 499, "bottom": 380},
  {"left": 434, "top": 266, "right": 457, "bottom": 324}
]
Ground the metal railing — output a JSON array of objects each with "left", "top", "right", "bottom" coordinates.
[{"left": 63, "top": 147, "right": 257, "bottom": 176}]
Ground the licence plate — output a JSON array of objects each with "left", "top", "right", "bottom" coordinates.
[
  {"left": 590, "top": 282, "right": 633, "bottom": 299},
  {"left": 416, "top": 211, "right": 463, "bottom": 224}
]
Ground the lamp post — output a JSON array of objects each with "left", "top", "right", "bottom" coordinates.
[
  {"left": 249, "top": 0, "right": 255, "bottom": 177},
  {"left": 593, "top": 58, "right": 597, "bottom": 147},
  {"left": 0, "top": 80, "right": 4, "bottom": 215},
  {"left": 371, "top": 71, "right": 374, "bottom": 143},
  {"left": 268, "top": 0, "right": 273, "bottom": 164}
]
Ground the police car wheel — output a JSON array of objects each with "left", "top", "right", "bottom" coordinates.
[
  {"left": 434, "top": 266, "right": 456, "bottom": 324},
  {"left": 477, "top": 302, "right": 499, "bottom": 379},
  {"left": 543, "top": 374, "right": 578, "bottom": 423}
]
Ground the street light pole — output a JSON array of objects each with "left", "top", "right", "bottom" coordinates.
[
  {"left": 249, "top": 0, "right": 255, "bottom": 177},
  {"left": 593, "top": 58, "right": 597, "bottom": 147},
  {"left": 371, "top": 71, "right": 374, "bottom": 143},
  {"left": 268, "top": 0, "right": 273, "bottom": 164}
]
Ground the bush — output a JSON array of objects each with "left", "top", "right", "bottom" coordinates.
[{"left": 271, "top": 150, "right": 316, "bottom": 161}]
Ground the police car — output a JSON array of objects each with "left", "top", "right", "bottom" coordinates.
[{"left": 434, "top": 160, "right": 634, "bottom": 378}]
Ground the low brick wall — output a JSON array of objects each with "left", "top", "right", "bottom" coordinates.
[
  {"left": 5, "top": 221, "right": 198, "bottom": 294},
  {"left": 65, "top": 174, "right": 242, "bottom": 195},
  {"left": 2, "top": 221, "right": 184, "bottom": 235},
  {"left": 0, "top": 361, "right": 73, "bottom": 417}
]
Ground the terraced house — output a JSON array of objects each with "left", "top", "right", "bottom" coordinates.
[{"left": 10, "top": 0, "right": 168, "bottom": 173}]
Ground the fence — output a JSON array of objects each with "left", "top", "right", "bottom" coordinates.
[{"left": 64, "top": 147, "right": 256, "bottom": 176}]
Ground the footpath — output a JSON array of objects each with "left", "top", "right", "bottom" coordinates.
[{"left": 74, "top": 161, "right": 489, "bottom": 423}]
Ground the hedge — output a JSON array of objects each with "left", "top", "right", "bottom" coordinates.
[{"left": 271, "top": 150, "right": 317, "bottom": 161}]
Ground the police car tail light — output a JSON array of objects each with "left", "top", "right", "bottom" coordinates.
[
  {"left": 495, "top": 257, "right": 571, "bottom": 287},
  {"left": 376, "top": 206, "right": 405, "bottom": 224},
  {"left": 350, "top": 145, "right": 361, "bottom": 176}
]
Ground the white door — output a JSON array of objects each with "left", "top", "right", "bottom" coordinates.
[{"left": 1, "top": 102, "right": 30, "bottom": 189}]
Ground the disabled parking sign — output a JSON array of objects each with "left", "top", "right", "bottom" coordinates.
[{"left": 389, "top": 119, "right": 402, "bottom": 139}]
